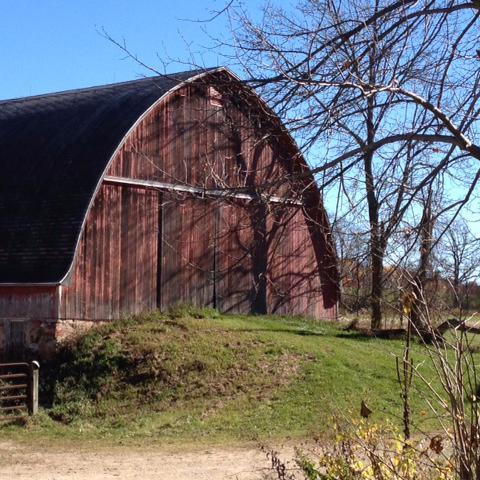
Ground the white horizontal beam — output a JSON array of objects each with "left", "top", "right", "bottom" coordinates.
[{"left": 103, "top": 176, "right": 303, "bottom": 205}]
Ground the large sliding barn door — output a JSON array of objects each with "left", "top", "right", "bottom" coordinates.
[
  {"left": 267, "top": 204, "right": 324, "bottom": 318},
  {"left": 215, "top": 201, "right": 324, "bottom": 317},
  {"left": 215, "top": 201, "right": 269, "bottom": 314},
  {"left": 157, "top": 194, "right": 324, "bottom": 317},
  {"left": 117, "top": 186, "right": 160, "bottom": 315},
  {"left": 158, "top": 197, "right": 268, "bottom": 314},
  {"left": 215, "top": 203, "right": 254, "bottom": 313}
]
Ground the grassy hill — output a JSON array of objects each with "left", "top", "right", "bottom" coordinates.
[{"left": 2, "top": 308, "right": 442, "bottom": 446}]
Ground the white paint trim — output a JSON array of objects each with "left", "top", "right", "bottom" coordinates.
[
  {"left": 0, "top": 283, "right": 59, "bottom": 287},
  {"left": 103, "top": 175, "right": 304, "bottom": 205}
]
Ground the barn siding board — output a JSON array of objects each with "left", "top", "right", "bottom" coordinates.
[
  {"left": 61, "top": 184, "right": 159, "bottom": 321},
  {"left": 156, "top": 192, "right": 163, "bottom": 307},
  {"left": 267, "top": 206, "right": 292, "bottom": 314},
  {"left": 0, "top": 286, "right": 58, "bottom": 360},
  {"left": 102, "top": 186, "right": 111, "bottom": 319},
  {"left": 121, "top": 186, "right": 133, "bottom": 313},
  {"left": 216, "top": 203, "right": 254, "bottom": 313},
  {"left": 160, "top": 195, "right": 215, "bottom": 309},
  {"left": 0, "top": 287, "right": 58, "bottom": 320},
  {"left": 110, "top": 185, "right": 122, "bottom": 318},
  {"left": 160, "top": 197, "right": 177, "bottom": 308},
  {"left": 102, "top": 83, "right": 294, "bottom": 197}
]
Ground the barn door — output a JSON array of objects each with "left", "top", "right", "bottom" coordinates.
[
  {"left": 4, "top": 320, "right": 25, "bottom": 361},
  {"left": 214, "top": 201, "right": 270, "bottom": 314},
  {"left": 156, "top": 194, "right": 323, "bottom": 316},
  {"left": 215, "top": 202, "right": 253, "bottom": 313},
  {"left": 214, "top": 201, "right": 323, "bottom": 316},
  {"left": 159, "top": 194, "right": 216, "bottom": 309}
]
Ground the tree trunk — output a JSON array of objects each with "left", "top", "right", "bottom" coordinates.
[
  {"left": 410, "top": 195, "right": 433, "bottom": 338},
  {"left": 371, "top": 237, "right": 384, "bottom": 329},
  {"left": 364, "top": 83, "right": 385, "bottom": 329},
  {"left": 251, "top": 202, "right": 268, "bottom": 314},
  {"left": 364, "top": 33, "right": 386, "bottom": 330},
  {"left": 452, "top": 273, "right": 460, "bottom": 309}
]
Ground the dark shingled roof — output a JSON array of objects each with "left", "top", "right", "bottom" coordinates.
[{"left": 0, "top": 69, "right": 212, "bottom": 284}]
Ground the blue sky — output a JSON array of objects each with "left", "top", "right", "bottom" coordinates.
[
  {"left": 0, "top": 0, "right": 262, "bottom": 100},
  {"left": 2, "top": 1, "right": 478, "bottom": 238}
]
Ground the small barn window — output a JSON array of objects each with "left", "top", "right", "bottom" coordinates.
[{"left": 208, "top": 86, "right": 223, "bottom": 107}]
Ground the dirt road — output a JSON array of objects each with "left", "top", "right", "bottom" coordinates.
[{"left": 0, "top": 441, "right": 296, "bottom": 480}]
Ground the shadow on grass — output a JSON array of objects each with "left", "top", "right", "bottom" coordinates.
[
  {"left": 334, "top": 331, "right": 405, "bottom": 342},
  {"left": 236, "top": 328, "right": 325, "bottom": 337},
  {"left": 237, "top": 327, "right": 405, "bottom": 341}
]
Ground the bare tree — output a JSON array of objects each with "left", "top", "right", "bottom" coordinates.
[
  {"left": 410, "top": 189, "right": 436, "bottom": 336},
  {"left": 223, "top": 0, "right": 480, "bottom": 328}
]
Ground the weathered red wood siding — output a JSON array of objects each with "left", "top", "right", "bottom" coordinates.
[
  {"left": 0, "top": 287, "right": 58, "bottom": 320},
  {"left": 216, "top": 201, "right": 333, "bottom": 318},
  {"left": 61, "top": 81, "right": 336, "bottom": 321},
  {"left": 60, "top": 184, "right": 159, "bottom": 321},
  {"left": 267, "top": 206, "right": 326, "bottom": 318},
  {"left": 160, "top": 194, "right": 215, "bottom": 309},
  {"left": 107, "top": 84, "right": 287, "bottom": 196},
  {"left": 216, "top": 202, "right": 255, "bottom": 313},
  {"left": 0, "top": 286, "right": 59, "bottom": 357}
]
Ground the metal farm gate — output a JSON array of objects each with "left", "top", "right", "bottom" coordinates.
[{"left": 0, "top": 362, "right": 39, "bottom": 421}]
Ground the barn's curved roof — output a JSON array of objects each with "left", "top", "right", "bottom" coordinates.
[{"left": 0, "top": 69, "right": 210, "bottom": 283}]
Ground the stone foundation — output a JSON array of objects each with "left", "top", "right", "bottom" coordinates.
[{"left": 0, "top": 318, "right": 106, "bottom": 362}]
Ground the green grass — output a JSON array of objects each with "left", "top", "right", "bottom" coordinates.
[{"left": 0, "top": 307, "right": 452, "bottom": 446}]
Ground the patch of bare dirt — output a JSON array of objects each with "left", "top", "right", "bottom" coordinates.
[{"left": 0, "top": 441, "right": 297, "bottom": 480}]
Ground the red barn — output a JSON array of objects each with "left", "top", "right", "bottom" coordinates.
[{"left": 0, "top": 68, "right": 338, "bottom": 358}]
